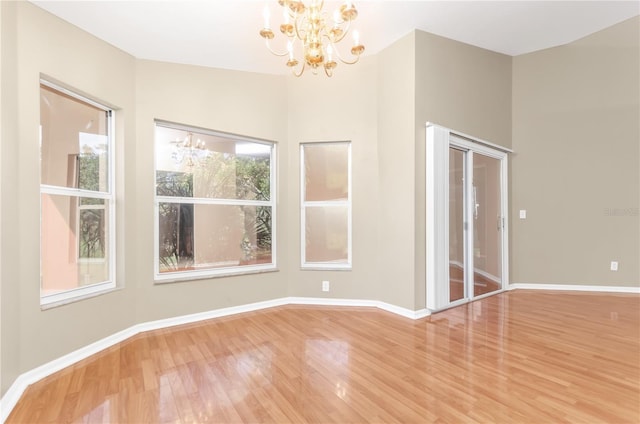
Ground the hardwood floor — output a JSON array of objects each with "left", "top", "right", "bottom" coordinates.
[{"left": 6, "top": 290, "right": 640, "bottom": 423}]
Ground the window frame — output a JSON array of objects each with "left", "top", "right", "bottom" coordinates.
[
  {"left": 153, "top": 120, "right": 277, "bottom": 282},
  {"left": 39, "top": 79, "right": 116, "bottom": 307},
  {"left": 300, "top": 141, "right": 352, "bottom": 270}
]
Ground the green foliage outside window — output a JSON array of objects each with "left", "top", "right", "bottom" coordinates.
[
  {"left": 156, "top": 148, "right": 272, "bottom": 272},
  {"left": 78, "top": 153, "right": 106, "bottom": 259}
]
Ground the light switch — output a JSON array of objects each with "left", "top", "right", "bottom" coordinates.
[
  {"left": 611, "top": 261, "right": 619, "bottom": 271},
  {"left": 519, "top": 210, "right": 527, "bottom": 219}
]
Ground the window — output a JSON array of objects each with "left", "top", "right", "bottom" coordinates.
[
  {"left": 40, "top": 81, "right": 115, "bottom": 306},
  {"left": 154, "top": 121, "right": 276, "bottom": 281},
  {"left": 301, "top": 142, "right": 351, "bottom": 269}
]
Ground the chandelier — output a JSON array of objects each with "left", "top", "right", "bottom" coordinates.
[
  {"left": 171, "top": 132, "right": 210, "bottom": 167},
  {"left": 259, "top": 0, "right": 365, "bottom": 77}
]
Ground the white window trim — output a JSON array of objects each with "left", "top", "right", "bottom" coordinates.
[
  {"left": 300, "top": 141, "right": 352, "bottom": 270},
  {"left": 40, "top": 80, "right": 116, "bottom": 307},
  {"left": 40, "top": 281, "right": 116, "bottom": 308},
  {"left": 153, "top": 121, "right": 277, "bottom": 282}
]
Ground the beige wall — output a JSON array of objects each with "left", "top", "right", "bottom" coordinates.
[
  {"left": 376, "top": 32, "right": 417, "bottom": 310},
  {"left": 1, "top": 1, "right": 138, "bottom": 394},
  {"left": 415, "top": 30, "right": 513, "bottom": 148},
  {"left": 286, "top": 56, "right": 381, "bottom": 302},
  {"left": 134, "top": 60, "right": 289, "bottom": 324},
  {"left": 512, "top": 16, "right": 639, "bottom": 286},
  {"left": 0, "top": 0, "right": 21, "bottom": 397},
  {"left": 1, "top": 0, "right": 637, "bottom": 400}
]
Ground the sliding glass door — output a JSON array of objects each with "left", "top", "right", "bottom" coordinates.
[
  {"left": 470, "top": 151, "right": 503, "bottom": 298},
  {"left": 427, "top": 125, "right": 509, "bottom": 311}
]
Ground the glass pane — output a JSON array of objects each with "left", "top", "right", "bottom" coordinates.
[
  {"left": 155, "top": 126, "right": 271, "bottom": 201},
  {"left": 156, "top": 171, "right": 193, "bottom": 197},
  {"left": 305, "top": 206, "right": 348, "bottom": 264},
  {"left": 304, "top": 143, "right": 349, "bottom": 201},
  {"left": 79, "top": 207, "right": 106, "bottom": 259},
  {"left": 40, "top": 84, "right": 109, "bottom": 191},
  {"left": 449, "top": 148, "right": 465, "bottom": 302},
  {"left": 158, "top": 203, "right": 272, "bottom": 273},
  {"left": 41, "top": 194, "right": 110, "bottom": 295},
  {"left": 473, "top": 154, "right": 502, "bottom": 297}
]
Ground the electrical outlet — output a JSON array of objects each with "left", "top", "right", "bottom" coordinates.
[
  {"left": 322, "top": 280, "right": 330, "bottom": 292},
  {"left": 519, "top": 210, "right": 527, "bottom": 219},
  {"left": 610, "top": 261, "right": 619, "bottom": 271}
]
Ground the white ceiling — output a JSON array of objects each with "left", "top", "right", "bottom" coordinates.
[{"left": 31, "top": 1, "right": 640, "bottom": 76}]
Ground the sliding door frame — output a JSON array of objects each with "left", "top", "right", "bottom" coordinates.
[{"left": 426, "top": 123, "right": 511, "bottom": 312}]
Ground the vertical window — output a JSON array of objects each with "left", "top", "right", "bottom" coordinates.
[
  {"left": 154, "top": 121, "right": 276, "bottom": 281},
  {"left": 40, "top": 81, "right": 115, "bottom": 306},
  {"left": 301, "top": 142, "right": 352, "bottom": 269}
]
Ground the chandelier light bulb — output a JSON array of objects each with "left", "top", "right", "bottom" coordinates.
[
  {"left": 353, "top": 29, "right": 359, "bottom": 46},
  {"left": 263, "top": 4, "right": 271, "bottom": 29},
  {"left": 283, "top": 6, "right": 290, "bottom": 24}
]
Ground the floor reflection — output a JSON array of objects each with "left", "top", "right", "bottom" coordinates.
[
  {"left": 6, "top": 292, "right": 640, "bottom": 423},
  {"left": 305, "top": 339, "right": 350, "bottom": 401},
  {"left": 78, "top": 398, "right": 111, "bottom": 423}
]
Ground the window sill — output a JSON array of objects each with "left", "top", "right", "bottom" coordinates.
[
  {"left": 154, "top": 265, "right": 279, "bottom": 284},
  {"left": 41, "top": 283, "right": 120, "bottom": 310},
  {"left": 301, "top": 263, "right": 352, "bottom": 271}
]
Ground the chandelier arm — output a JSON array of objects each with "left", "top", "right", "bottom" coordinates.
[
  {"left": 329, "top": 40, "right": 362, "bottom": 65},
  {"left": 329, "top": 18, "right": 351, "bottom": 44},
  {"left": 292, "top": 60, "right": 306, "bottom": 77},
  {"left": 293, "top": 13, "right": 306, "bottom": 41},
  {"left": 264, "top": 38, "right": 290, "bottom": 57}
]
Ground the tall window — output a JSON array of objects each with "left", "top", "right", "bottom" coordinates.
[
  {"left": 154, "top": 121, "right": 276, "bottom": 281},
  {"left": 301, "top": 142, "right": 352, "bottom": 269},
  {"left": 40, "top": 81, "right": 115, "bottom": 306}
]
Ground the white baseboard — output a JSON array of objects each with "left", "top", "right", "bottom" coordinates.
[
  {"left": 286, "top": 297, "right": 430, "bottom": 320},
  {"left": 0, "top": 296, "right": 428, "bottom": 422},
  {"left": 135, "top": 297, "right": 291, "bottom": 334},
  {"left": 377, "top": 302, "right": 430, "bottom": 319},
  {"left": 509, "top": 283, "right": 640, "bottom": 294}
]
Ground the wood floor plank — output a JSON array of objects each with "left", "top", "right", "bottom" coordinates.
[{"left": 5, "top": 290, "right": 640, "bottom": 423}]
